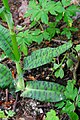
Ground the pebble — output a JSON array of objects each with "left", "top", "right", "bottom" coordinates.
[
  {"left": 46, "top": 76, "right": 50, "bottom": 80},
  {"left": 38, "top": 108, "right": 43, "bottom": 114}
]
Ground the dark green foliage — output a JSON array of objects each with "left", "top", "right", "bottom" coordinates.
[
  {"left": 0, "top": 63, "right": 13, "bottom": 89},
  {"left": 24, "top": 41, "right": 72, "bottom": 70},
  {"left": 0, "top": 25, "right": 15, "bottom": 60},
  {"left": 21, "top": 81, "right": 65, "bottom": 102}
]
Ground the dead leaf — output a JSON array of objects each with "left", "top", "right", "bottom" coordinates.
[
  {"left": 16, "top": 116, "right": 33, "bottom": 120},
  {"left": 18, "top": 0, "right": 30, "bottom": 26},
  {"left": 71, "top": 0, "right": 79, "bottom": 4},
  {"left": 18, "top": 0, "right": 28, "bottom": 19},
  {"left": 28, "top": 75, "right": 36, "bottom": 80}
]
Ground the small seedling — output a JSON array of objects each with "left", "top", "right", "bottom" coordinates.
[{"left": 45, "top": 109, "right": 59, "bottom": 120}]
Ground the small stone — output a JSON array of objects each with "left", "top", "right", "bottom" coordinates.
[
  {"left": 38, "top": 108, "right": 43, "bottom": 113},
  {"left": 18, "top": 118, "right": 25, "bottom": 120},
  {"left": 33, "top": 111, "right": 37, "bottom": 116},
  {"left": 32, "top": 106, "right": 36, "bottom": 110},
  {"left": 46, "top": 76, "right": 49, "bottom": 80}
]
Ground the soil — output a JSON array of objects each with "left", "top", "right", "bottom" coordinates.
[{"left": 0, "top": 0, "right": 80, "bottom": 120}]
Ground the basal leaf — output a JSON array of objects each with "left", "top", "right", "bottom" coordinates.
[
  {"left": 0, "top": 25, "right": 15, "bottom": 60},
  {"left": 0, "top": 63, "right": 13, "bottom": 89},
  {"left": 24, "top": 41, "right": 72, "bottom": 70},
  {"left": 21, "top": 81, "right": 65, "bottom": 102}
]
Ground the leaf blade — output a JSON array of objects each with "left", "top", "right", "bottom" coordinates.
[
  {"left": 0, "top": 25, "right": 15, "bottom": 60},
  {"left": 24, "top": 41, "right": 72, "bottom": 70},
  {"left": 21, "top": 81, "right": 65, "bottom": 102},
  {"left": 0, "top": 63, "right": 13, "bottom": 89}
]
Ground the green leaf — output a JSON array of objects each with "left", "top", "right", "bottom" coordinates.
[
  {"left": 66, "top": 5, "right": 79, "bottom": 16},
  {"left": 42, "top": 31, "right": 50, "bottom": 40},
  {"left": 61, "top": 28, "right": 72, "bottom": 39},
  {"left": 49, "top": 10, "right": 57, "bottom": 16},
  {"left": 0, "top": 53, "right": 7, "bottom": 62},
  {"left": 62, "top": 100, "right": 75, "bottom": 113},
  {"left": 41, "top": 12, "right": 48, "bottom": 24},
  {"left": 33, "top": 34, "right": 43, "bottom": 44},
  {"left": 30, "top": 21, "right": 36, "bottom": 28},
  {"left": 31, "top": 29, "right": 41, "bottom": 35},
  {"left": 55, "top": 28, "right": 60, "bottom": 34},
  {"left": 0, "top": 110, "right": 6, "bottom": 118},
  {"left": 64, "top": 80, "right": 78, "bottom": 100},
  {"left": 55, "top": 2, "right": 64, "bottom": 13},
  {"left": 77, "top": 101, "right": 80, "bottom": 108},
  {"left": 33, "top": 11, "right": 41, "bottom": 21},
  {"left": 24, "top": 41, "right": 72, "bottom": 70},
  {"left": 70, "top": 27, "right": 78, "bottom": 32},
  {"left": 17, "top": 30, "right": 33, "bottom": 46},
  {"left": 21, "top": 81, "right": 65, "bottom": 102},
  {"left": 68, "top": 112, "right": 79, "bottom": 120},
  {"left": 0, "top": 7, "right": 4, "bottom": 14},
  {"left": 0, "top": 25, "right": 15, "bottom": 60},
  {"left": 53, "top": 63, "right": 61, "bottom": 70},
  {"left": 56, "top": 13, "right": 63, "bottom": 22},
  {"left": 2, "top": 0, "right": 10, "bottom": 11},
  {"left": 45, "top": 109, "right": 59, "bottom": 120},
  {"left": 25, "top": 0, "right": 40, "bottom": 21},
  {"left": 16, "top": 74, "right": 25, "bottom": 92},
  {"left": 20, "top": 43, "right": 28, "bottom": 55},
  {"left": 46, "top": 27, "right": 56, "bottom": 38},
  {"left": 75, "top": 44, "right": 80, "bottom": 52},
  {"left": 5, "top": 110, "right": 15, "bottom": 117},
  {"left": 77, "top": 94, "right": 80, "bottom": 107},
  {"left": 62, "top": 0, "right": 71, "bottom": 7},
  {"left": 55, "top": 68, "right": 64, "bottom": 78},
  {"left": 0, "top": 63, "right": 13, "bottom": 89},
  {"left": 55, "top": 101, "right": 65, "bottom": 109},
  {"left": 0, "top": 8, "right": 14, "bottom": 30},
  {"left": 47, "top": 1, "right": 57, "bottom": 15},
  {"left": 63, "top": 12, "right": 73, "bottom": 27},
  {"left": 39, "top": 0, "right": 43, "bottom": 4},
  {"left": 42, "top": 0, "right": 48, "bottom": 9},
  {"left": 59, "top": 68, "right": 64, "bottom": 78},
  {"left": 67, "top": 58, "right": 74, "bottom": 68}
]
